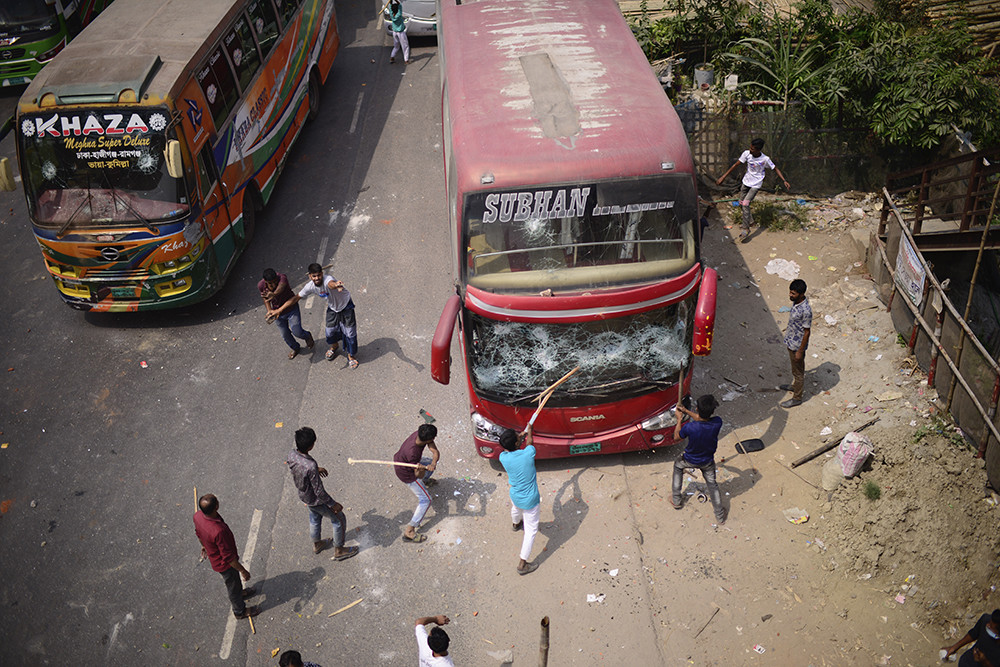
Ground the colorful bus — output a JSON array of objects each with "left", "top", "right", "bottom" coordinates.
[
  {"left": 0, "top": 1, "right": 114, "bottom": 88},
  {"left": 14, "top": 0, "right": 339, "bottom": 311},
  {"left": 430, "top": 0, "right": 717, "bottom": 459}
]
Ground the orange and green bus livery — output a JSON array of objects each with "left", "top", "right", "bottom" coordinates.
[{"left": 15, "top": 0, "right": 339, "bottom": 311}]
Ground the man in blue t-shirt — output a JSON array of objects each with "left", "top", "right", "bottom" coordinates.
[
  {"left": 499, "top": 426, "right": 540, "bottom": 575},
  {"left": 671, "top": 394, "right": 727, "bottom": 524}
]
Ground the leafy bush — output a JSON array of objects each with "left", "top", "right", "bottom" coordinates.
[
  {"left": 862, "top": 480, "right": 882, "bottom": 501},
  {"left": 729, "top": 201, "right": 807, "bottom": 231}
]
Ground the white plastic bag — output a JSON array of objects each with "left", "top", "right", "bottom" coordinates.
[{"left": 837, "top": 432, "right": 872, "bottom": 477}]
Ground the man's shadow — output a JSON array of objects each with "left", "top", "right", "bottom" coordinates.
[
  {"left": 534, "top": 469, "right": 589, "bottom": 566},
  {"left": 355, "top": 337, "right": 424, "bottom": 371},
  {"left": 358, "top": 477, "right": 497, "bottom": 546},
  {"left": 258, "top": 566, "right": 324, "bottom": 613}
]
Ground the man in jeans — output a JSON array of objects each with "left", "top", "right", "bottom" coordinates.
[
  {"left": 780, "top": 278, "right": 812, "bottom": 408},
  {"left": 393, "top": 423, "right": 440, "bottom": 543},
  {"left": 193, "top": 493, "right": 259, "bottom": 618},
  {"left": 287, "top": 427, "right": 359, "bottom": 560},
  {"left": 259, "top": 267, "right": 314, "bottom": 360},
  {"left": 671, "top": 394, "right": 727, "bottom": 524}
]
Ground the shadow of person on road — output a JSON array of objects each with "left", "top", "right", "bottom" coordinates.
[
  {"left": 805, "top": 360, "right": 841, "bottom": 395},
  {"left": 412, "top": 476, "right": 498, "bottom": 535},
  {"left": 259, "top": 566, "right": 325, "bottom": 614},
  {"left": 356, "top": 337, "right": 424, "bottom": 371},
  {"left": 534, "top": 469, "right": 588, "bottom": 567},
  {"left": 356, "top": 508, "right": 404, "bottom": 550}
]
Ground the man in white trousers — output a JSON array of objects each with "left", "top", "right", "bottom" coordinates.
[{"left": 499, "top": 426, "right": 540, "bottom": 575}]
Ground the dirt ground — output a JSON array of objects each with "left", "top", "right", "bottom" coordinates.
[{"left": 621, "top": 192, "right": 1000, "bottom": 665}]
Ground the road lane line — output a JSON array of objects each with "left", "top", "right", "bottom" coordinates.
[
  {"left": 218, "top": 508, "right": 263, "bottom": 660},
  {"left": 349, "top": 91, "right": 364, "bottom": 134}
]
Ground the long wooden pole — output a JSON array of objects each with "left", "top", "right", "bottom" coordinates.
[
  {"left": 347, "top": 458, "right": 421, "bottom": 468},
  {"left": 538, "top": 616, "right": 550, "bottom": 667},
  {"left": 526, "top": 367, "right": 580, "bottom": 428}
]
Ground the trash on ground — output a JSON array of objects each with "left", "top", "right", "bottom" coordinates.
[
  {"left": 765, "top": 258, "right": 801, "bottom": 280},
  {"left": 876, "top": 390, "right": 903, "bottom": 402},
  {"left": 820, "top": 426, "right": 833, "bottom": 436},
  {"left": 753, "top": 644, "right": 766, "bottom": 654},
  {"left": 609, "top": 569, "right": 619, "bottom": 577},
  {"left": 586, "top": 593, "right": 606, "bottom": 603},
  {"left": 782, "top": 507, "right": 809, "bottom": 524},
  {"left": 824, "top": 315, "right": 837, "bottom": 325}
]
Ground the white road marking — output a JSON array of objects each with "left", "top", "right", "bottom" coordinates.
[
  {"left": 350, "top": 92, "right": 364, "bottom": 134},
  {"left": 218, "top": 508, "right": 263, "bottom": 660},
  {"left": 317, "top": 236, "right": 329, "bottom": 264}
]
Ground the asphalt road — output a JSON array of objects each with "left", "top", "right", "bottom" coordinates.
[{"left": 0, "top": 3, "right": 667, "bottom": 665}]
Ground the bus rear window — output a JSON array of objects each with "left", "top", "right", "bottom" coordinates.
[{"left": 463, "top": 176, "right": 698, "bottom": 292}]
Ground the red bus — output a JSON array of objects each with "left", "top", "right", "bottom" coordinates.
[{"left": 430, "top": 0, "right": 717, "bottom": 459}]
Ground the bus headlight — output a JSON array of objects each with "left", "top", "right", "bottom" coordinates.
[
  {"left": 472, "top": 412, "right": 505, "bottom": 442},
  {"left": 641, "top": 408, "right": 678, "bottom": 431}
]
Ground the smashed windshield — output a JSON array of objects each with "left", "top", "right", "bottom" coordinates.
[
  {"left": 0, "top": 1, "right": 55, "bottom": 30},
  {"left": 464, "top": 176, "right": 697, "bottom": 292},
  {"left": 466, "top": 303, "right": 691, "bottom": 406},
  {"left": 18, "top": 108, "right": 189, "bottom": 231}
]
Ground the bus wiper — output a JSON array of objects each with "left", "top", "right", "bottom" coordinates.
[
  {"left": 58, "top": 169, "right": 94, "bottom": 237},
  {"left": 101, "top": 171, "right": 159, "bottom": 235},
  {"left": 561, "top": 375, "right": 672, "bottom": 394}
]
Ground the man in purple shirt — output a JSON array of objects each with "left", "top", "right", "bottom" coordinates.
[
  {"left": 393, "top": 424, "right": 440, "bottom": 543},
  {"left": 287, "top": 427, "right": 359, "bottom": 560},
  {"left": 193, "top": 494, "right": 259, "bottom": 618},
  {"left": 259, "top": 267, "right": 314, "bottom": 360}
]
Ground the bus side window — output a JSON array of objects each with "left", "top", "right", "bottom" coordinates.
[
  {"left": 273, "top": 0, "right": 301, "bottom": 30},
  {"left": 196, "top": 144, "right": 219, "bottom": 197},
  {"left": 247, "top": 0, "right": 279, "bottom": 56},
  {"left": 224, "top": 13, "right": 262, "bottom": 93},
  {"left": 197, "top": 46, "right": 240, "bottom": 130}
]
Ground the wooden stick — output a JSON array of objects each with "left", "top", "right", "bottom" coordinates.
[
  {"left": 328, "top": 598, "right": 363, "bottom": 617},
  {"left": 772, "top": 457, "right": 819, "bottom": 490},
  {"left": 539, "top": 616, "right": 550, "bottom": 667},
  {"left": 526, "top": 367, "right": 580, "bottom": 427},
  {"left": 693, "top": 605, "right": 720, "bottom": 638},
  {"left": 347, "top": 458, "right": 421, "bottom": 468},
  {"left": 248, "top": 615, "right": 255, "bottom": 634},
  {"left": 790, "top": 417, "right": 880, "bottom": 468},
  {"left": 194, "top": 486, "right": 198, "bottom": 508}
]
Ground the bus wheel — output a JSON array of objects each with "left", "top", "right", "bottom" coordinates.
[
  {"left": 241, "top": 199, "right": 255, "bottom": 246},
  {"left": 307, "top": 70, "right": 321, "bottom": 121}
]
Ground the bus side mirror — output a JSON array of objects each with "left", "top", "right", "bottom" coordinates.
[
  {"left": 0, "top": 158, "right": 15, "bottom": 192},
  {"left": 164, "top": 140, "right": 183, "bottom": 179},
  {"left": 692, "top": 267, "right": 717, "bottom": 356},
  {"left": 431, "top": 294, "right": 462, "bottom": 384}
]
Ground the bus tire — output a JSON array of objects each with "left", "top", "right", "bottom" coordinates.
[
  {"left": 241, "top": 194, "right": 257, "bottom": 246},
  {"left": 307, "top": 70, "right": 321, "bottom": 121}
]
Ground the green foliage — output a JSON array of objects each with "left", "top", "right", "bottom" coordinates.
[
  {"left": 896, "top": 333, "right": 907, "bottom": 347},
  {"left": 862, "top": 480, "right": 882, "bottom": 501},
  {"left": 729, "top": 201, "right": 806, "bottom": 231},
  {"left": 912, "top": 414, "right": 970, "bottom": 449}
]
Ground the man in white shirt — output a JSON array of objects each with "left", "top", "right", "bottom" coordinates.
[
  {"left": 288, "top": 262, "right": 361, "bottom": 368},
  {"left": 415, "top": 614, "right": 455, "bottom": 666},
  {"left": 717, "top": 138, "right": 790, "bottom": 242}
]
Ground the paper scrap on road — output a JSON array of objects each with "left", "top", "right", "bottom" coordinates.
[
  {"left": 765, "top": 258, "right": 800, "bottom": 280},
  {"left": 586, "top": 593, "right": 606, "bottom": 603}
]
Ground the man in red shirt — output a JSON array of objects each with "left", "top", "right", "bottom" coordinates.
[
  {"left": 393, "top": 424, "right": 440, "bottom": 543},
  {"left": 193, "top": 494, "right": 259, "bottom": 618}
]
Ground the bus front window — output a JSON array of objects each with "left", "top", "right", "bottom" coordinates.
[
  {"left": 18, "top": 107, "right": 190, "bottom": 231},
  {"left": 466, "top": 305, "right": 691, "bottom": 407},
  {"left": 464, "top": 176, "right": 698, "bottom": 292},
  {"left": 0, "top": 1, "right": 57, "bottom": 32}
]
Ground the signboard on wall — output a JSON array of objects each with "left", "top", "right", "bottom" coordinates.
[{"left": 895, "top": 233, "right": 925, "bottom": 306}]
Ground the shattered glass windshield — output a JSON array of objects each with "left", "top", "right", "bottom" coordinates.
[
  {"left": 464, "top": 176, "right": 697, "bottom": 292},
  {"left": 18, "top": 107, "right": 190, "bottom": 231},
  {"left": 466, "top": 303, "right": 691, "bottom": 406},
  {"left": 0, "top": 1, "right": 54, "bottom": 30}
]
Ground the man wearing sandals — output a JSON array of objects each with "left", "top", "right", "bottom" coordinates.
[
  {"left": 287, "top": 427, "right": 359, "bottom": 560},
  {"left": 297, "top": 263, "right": 360, "bottom": 369},
  {"left": 393, "top": 424, "right": 440, "bottom": 542},
  {"left": 259, "top": 268, "right": 314, "bottom": 360}
]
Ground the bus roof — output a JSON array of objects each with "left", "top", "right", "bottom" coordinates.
[
  {"left": 20, "top": 0, "right": 242, "bottom": 107},
  {"left": 440, "top": 0, "right": 694, "bottom": 195}
]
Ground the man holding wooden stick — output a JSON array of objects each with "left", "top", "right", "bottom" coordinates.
[
  {"left": 393, "top": 423, "right": 440, "bottom": 543},
  {"left": 671, "top": 395, "right": 728, "bottom": 524},
  {"left": 193, "top": 493, "right": 259, "bottom": 619},
  {"left": 499, "top": 426, "right": 541, "bottom": 575},
  {"left": 287, "top": 427, "right": 359, "bottom": 560}
]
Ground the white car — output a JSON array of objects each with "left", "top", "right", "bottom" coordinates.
[{"left": 382, "top": 0, "right": 437, "bottom": 37}]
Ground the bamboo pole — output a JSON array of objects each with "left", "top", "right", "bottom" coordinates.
[
  {"left": 946, "top": 174, "right": 1000, "bottom": 411},
  {"left": 347, "top": 458, "right": 422, "bottom": 468},
  {"left": 539, "top": 616, "right": 550, "bottom": 667},
  {"left": 526, "top": 367, "right": 580, "bottom": 428}
]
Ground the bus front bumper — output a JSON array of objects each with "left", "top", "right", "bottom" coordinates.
[{"left": 472, "top": 419, "right": 679, "bottom": 460}]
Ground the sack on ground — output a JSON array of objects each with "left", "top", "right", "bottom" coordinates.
[{"left": 837, "top": 432, "right": 872, "bottom": 477}]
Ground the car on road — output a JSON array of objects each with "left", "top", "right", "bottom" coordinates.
[{"left": 382, "top": 0, "right": 436, "bottom": 37}]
